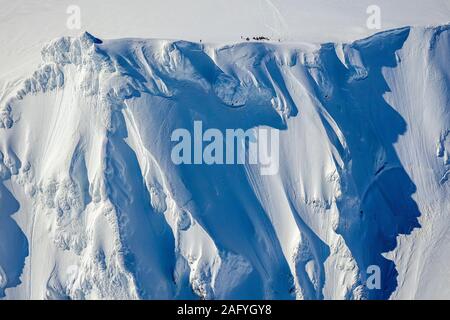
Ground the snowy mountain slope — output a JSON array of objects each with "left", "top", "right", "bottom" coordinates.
[{"left": 0, "top": 24, "right": 449, "bottom": 299}]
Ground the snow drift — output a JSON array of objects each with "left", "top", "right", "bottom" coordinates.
[{"left": 0, "top": 25, "right": 449, "bottom": 299}]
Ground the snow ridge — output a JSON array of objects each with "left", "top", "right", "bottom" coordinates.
[{"left": 0, "top": 25, "right": 449, "bottom": 299}]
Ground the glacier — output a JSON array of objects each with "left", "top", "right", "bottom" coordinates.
[{"left": 0, "top": 25, "right": 449, "bottom": 300}]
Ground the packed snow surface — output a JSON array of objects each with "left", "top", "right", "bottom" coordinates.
[
  {"left": 0, "top": 1, "right": 449, "bottom": 300},
  {"left": 1, "top": 0, "right": 449, "bottom": 81}
]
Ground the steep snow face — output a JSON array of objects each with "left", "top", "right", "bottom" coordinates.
[
  {"left": 1, "top": 0, "right": 450, "bottom": 82},
  {"left": 0, "top": 26, "right": 449, "bottom": 299}
]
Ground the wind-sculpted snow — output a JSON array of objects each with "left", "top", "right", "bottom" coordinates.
[{"left": 0, "top": 26, "right": 449, "bottom": 299}]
